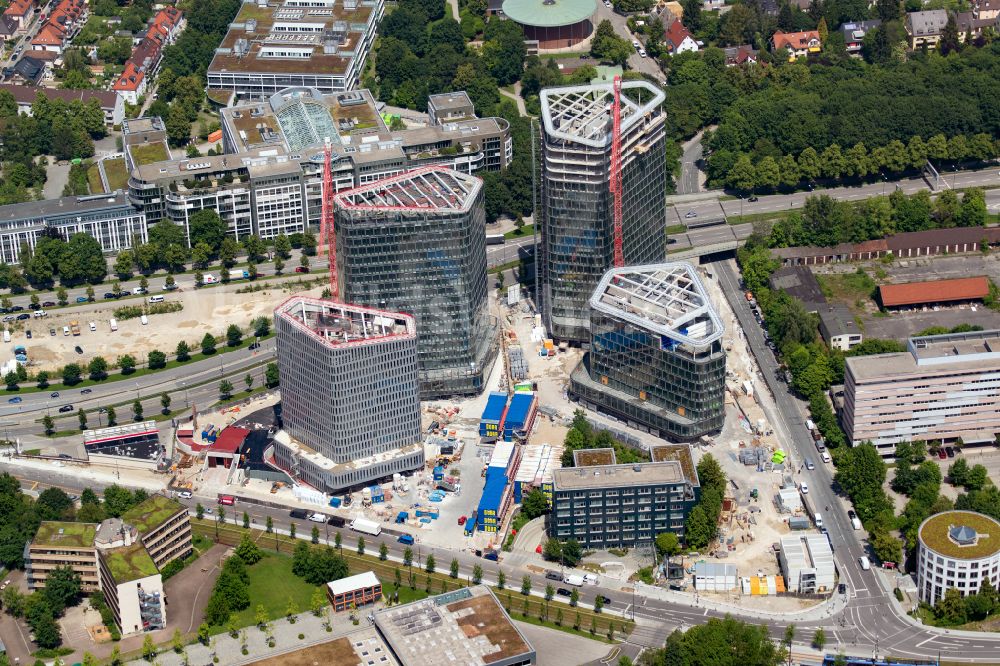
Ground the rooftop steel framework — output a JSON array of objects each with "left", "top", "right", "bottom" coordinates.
[
  {"left": 539, "top": 80, "right": 665, "bottom": 148},
  {"left": 333, "top": 165, "right": 481, "bottom": 212},
  {"left": 591, "top": 262, "right": 724, "bottom": 347}
]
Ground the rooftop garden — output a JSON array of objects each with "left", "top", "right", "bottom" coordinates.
[{"left": 121, "top": 494, "right": 185, "bottom": 535}]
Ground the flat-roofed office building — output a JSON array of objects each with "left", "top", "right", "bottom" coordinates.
[
  {"left": 549, "top": 444, "right": 700, "bottom": 548},
  {"left": 844, "top": 329, "right": 1000, "bottom": 456}
]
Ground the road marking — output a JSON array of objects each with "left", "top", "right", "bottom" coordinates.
[
  {"left": 703, "top": 608, "right": 708, "bottom": 616},
  {"left": 915, "top": 636, "right": 936, "bottom": 648}
]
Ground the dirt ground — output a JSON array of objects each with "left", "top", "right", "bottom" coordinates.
[{"left": 21, "top": 276, "right": 325, "bottom": 371}]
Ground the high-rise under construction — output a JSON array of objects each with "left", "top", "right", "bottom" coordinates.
[
  {"left": 333, "top": 166, "right": 498, "bottom": 399},
  {"left": 538, "top": 81, "right": 668, "bottom": 343}
]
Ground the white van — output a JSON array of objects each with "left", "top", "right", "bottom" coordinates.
[
  {"left": 148, "top": 295, "right": 165, "bottom": 304},
  {"left": 805, "top": 419, "right": 816, "bottom": 431},
  {"left": 2, "top": 330, "right": 9, "bottom": 343},
  {"left": 140, "top": 315, "right": 149, "bottom": 326},
  {"left": 814, "top": 512, "right": 823, "bottom": 528},
  {"left": 203, "top": 274, "right": 218, "bottom": 284},
  {"left": 821, "top": 451, "right": 831, "bottom": 464},
  {"left": 859, "top": 556, "right": 871, "bottom": 571},
  {"left": 109, "top": 318, "right": 118, "bottom": 332},
  {"left": 63, "top": 326, "right": 70, "bottom": 336}
]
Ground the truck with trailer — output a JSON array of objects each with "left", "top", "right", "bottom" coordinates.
[{"left": 350, "top": 518, "right": 382, "bottom": 536}]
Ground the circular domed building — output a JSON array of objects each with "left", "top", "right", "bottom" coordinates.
[
  {"left": 917, "top": 510, "right": 1000, "bottom": 605},
  {"left": 500, "top": 0, "right": 597, "bottom": 49}
]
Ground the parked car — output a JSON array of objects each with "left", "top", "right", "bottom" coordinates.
[
  {"left": 103, "top": 292, "right": 116, "bottom": 299},
  {"left": 81, "top": 388, "right": 92, "bottom": 394},
  {"left": 178, "top": 490, "right": 193, "bottom": 499},
  {"left": 838, "top": 583, "right": 847, "bottom": 594},
  {"left": 58, "top": 404, "right": 73, "bottom": 413},
  {"left": 7, "top": 397, "right": 21, "bottom": 403},
  {"left": 848, "top": 509, "right": 857, "bottom": 520},
  {"left": 556, "top": 588, "right": 572, "bottom": 597},
  {"left": 76, "top": 296, "right": 88, "bottom": 303},
  {"left": 16, "top": 313, "right": 29, "bottom": 320},
  {"left": 945, "top": 446, "right": 955, "bottom": 458},
  {"left": 295, "top": 266, "right": 308, "bottom": 273},
  {"left": 74, "top": 346, "right": 83, "bottom": 354},
  {"left": 748, "top": 196, "right": 759, "bottom": 202},
  {"left": 800, "top": 482, "right": 809, "bottom": 494},
  {"left": 42, "top": 301, "right": 55, "bottom": 307},
  {"left": 10, "top": 306, "right": 23, "bottom": 312},
  {"left": 805, "top": 459, "right": 815, "bottom": 470},
  {"left": 938, "top": 448, "right": 948, "bottom": 460},
  {"left": 49, "top": 328, "right": 55, "bottom": 336},
  {"left": 25, "top": 330, "right": 31, "bottom": 339},
  {"left": 684, "top": 211, "right": 697, "bottom": 218},
  {"left": 1, "top": 315, "right": 13, "bottom": 322},
  {"left": 457, "top": 515, "right": 467, "bottom": 525},
  {"left": 50, "top": 392, "right": 59, "bottom": 398}
]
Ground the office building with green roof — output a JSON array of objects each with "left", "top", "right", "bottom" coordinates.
[
  {"left": 26, "top": 522, "right": 100, "bottom": 592},
  {"left": 98, "top": 542, "right": 165, "bottom": 635}
]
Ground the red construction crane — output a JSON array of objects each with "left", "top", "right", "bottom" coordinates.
[
  {"left": 319, "top": 138, "right": 339, "bottom": 300},
  {"left": 609, "top": 75, "right": 624, "bottom": 268}
]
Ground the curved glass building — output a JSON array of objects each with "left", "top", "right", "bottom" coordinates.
[
  {"left": 538, "top": 81, "right": 668, "bottom": 343},
  {"left": 334, "top": 166, "right": 498, "bottom": 398}
]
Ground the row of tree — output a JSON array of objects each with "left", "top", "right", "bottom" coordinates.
[
  {"left": 684, "top": 455, "right": 726, "bottom": 550},
  {"left": 560, "top": 410, "right": 650, "bottom": 468},
  {"left": 204, "top": 541, "right": 259, "bottom": 626},
  {"left": 767, "top": 190, "right": 988, "bottom": 250},
  {"left": 711, "top": 134, "right": 999, "bottom": 193}
]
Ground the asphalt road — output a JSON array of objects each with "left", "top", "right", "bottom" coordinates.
[
  {"left": 0, "top": 337, "right": 277, "bottom": 433},
  {"left": 677, "top": 132, "right": 704, "bottom": 196},
  {"left": 715, "top": 259, "right": 1000, "bottom": 662}
]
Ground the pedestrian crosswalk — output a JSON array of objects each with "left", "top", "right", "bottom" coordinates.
[{"left": 627, "top": 621, "right": 671, "bottom": 648}]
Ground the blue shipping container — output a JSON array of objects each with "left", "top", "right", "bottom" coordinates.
[
  {"left": 477, "top": 468, "right": 508, "bottom": 532},
  {"left": 479, "top": 392, "right": 509, "bottom": 439},
  {"left": 503, "top": 392, "right": 537, "bottom": 441}
]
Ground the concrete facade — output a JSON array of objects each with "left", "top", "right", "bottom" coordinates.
[{"left": 844, "top": 330, "right": 1000, "bottom": 455}]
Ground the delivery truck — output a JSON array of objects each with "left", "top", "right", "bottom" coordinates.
[
  {"left": 563, "top": 574, "right": 585, "bottom": 587},
  {"left": 350, "top": 517, "right": 382, "bottom": 536}
]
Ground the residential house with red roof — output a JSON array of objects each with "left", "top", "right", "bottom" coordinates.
[
  {"left": 663, "top": 18, "right": 698, "bottom": 54},
  {"left": 3, "top": 0, "right": 34, "bottom": 32},
  {"left": 31, "top": 0, "right": 86, "bottom": 53},
  {"left": 113, "top": 8, "right": 184, "bottom": 104},
  {"left": 771, "top": 29, "right": 821, "bottom": 59},
  {"left": 723, "top": 44, "right": 758, "bottom": 66}
]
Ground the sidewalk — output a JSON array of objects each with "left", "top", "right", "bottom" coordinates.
[{"left": 632, "top": 580, "right": 847, "bottom": 623}]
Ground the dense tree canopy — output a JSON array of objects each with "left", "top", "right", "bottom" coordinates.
[{"left": 643, "top": 617, "right": 786, "bottom": 666}]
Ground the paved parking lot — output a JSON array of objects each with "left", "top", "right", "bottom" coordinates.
[{"left": 863, "top": 306, "right": 1000, "bottom": 340}]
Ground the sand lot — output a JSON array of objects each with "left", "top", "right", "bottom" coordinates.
[{"left": 10, "top": 275, "right": 326, "bottom": 371}]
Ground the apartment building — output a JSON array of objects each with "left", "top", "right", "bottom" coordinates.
[
  {"left": 0, "top": 192, "right": 147, "bottom": 265},
  {"left": 120, "top": 494, "right": 192, "bottom": 570},
  {"left": 843, "top": 329, "right": 1000, "bottom": 456},
  {"left": 25, "top": 522, "right": 100, "bottom": 592},
  {"left": 206, "top": 0, "right": 383, "bottom": 101},
  {"left": 272, "top": 296, "right": 424, "bottom": 492},
  {"left": 538, "top": 81, "right": 668, "bottom": 342},
  {"left": 333, "top": 167, "right": 497, "bottom": 398},
  {"left": 98, "top": 543, "right": 165, "bottom": 635},
  {"left": 549, "top": 444, "right": 700, "bottom": 549},
  {"left": 569, "top": 263, "right": 727, "bottom": 440}
]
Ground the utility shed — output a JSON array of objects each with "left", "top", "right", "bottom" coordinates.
[{"left": 694, "top": 561, "right": 738, "bottom": 592}]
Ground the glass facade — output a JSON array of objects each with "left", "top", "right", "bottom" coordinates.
[
  {"left": 539, "top": 82, "right": 668, "bottom": 343},
  {"left": 274, "top": 298, "right": 423, "bottom": 465},
  {"left": 335, "top": 172, "right": 498, "bottom": 398}
]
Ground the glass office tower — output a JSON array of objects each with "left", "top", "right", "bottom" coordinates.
[
  {"left": 333, "top": 166, "right": 498, "bottom": 398},
  {"left": 569, "top": 263, "right": 727, "bottom": 440},
  {"left": 538, "top": 81, "right": 668, "bottom": 343},
  {"left": 273, "top": 296, "right": 425, "bottom": 492}
]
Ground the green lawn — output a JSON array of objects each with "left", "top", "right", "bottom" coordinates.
[
  {"left": 103, "top": 158, "right": 128, "bottom": 191},
  {"left": 87, "top": 164, "right": 105, "bottom": 194},
  {"left": 230, "top": 552, "right": 321, "bottom": 627},
  {"left": 504, "top": 225, "right": 534, "bottom": 239},
  {"left": 666, "top": 224, "right": 687, "bottom": 235},
  {"left": 129, "top": 142, "right": 170, "bottom": 166}
]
